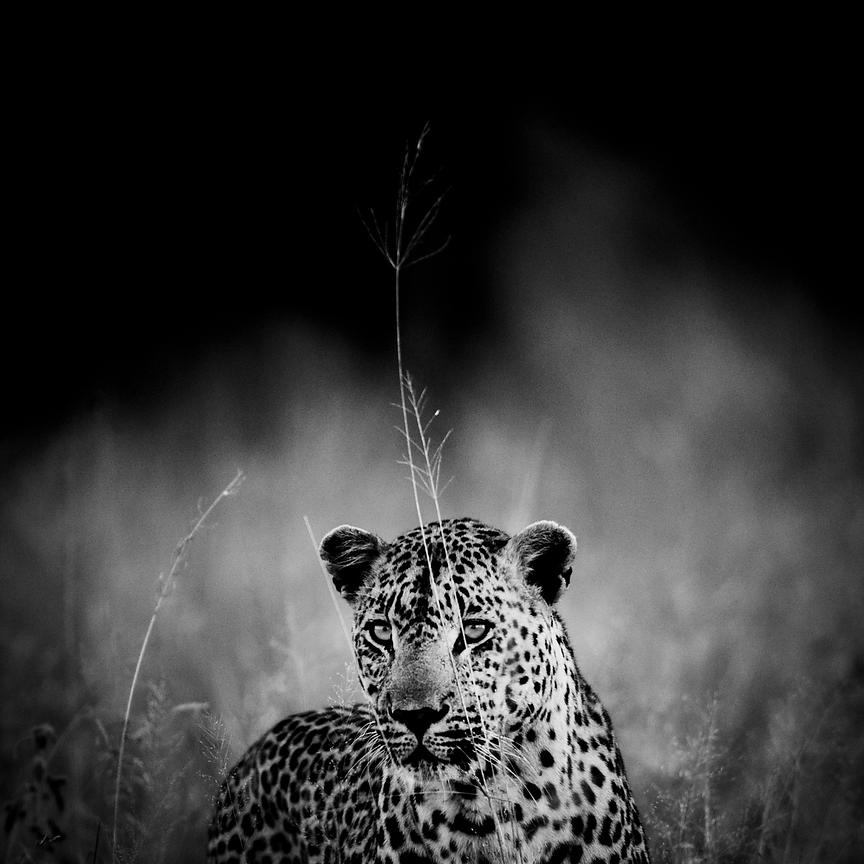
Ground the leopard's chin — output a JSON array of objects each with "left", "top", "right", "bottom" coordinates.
[{"left": 397, "top": 739, "right": 474, "bottom": 769}]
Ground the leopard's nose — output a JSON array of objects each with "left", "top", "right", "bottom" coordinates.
[{"left": 391, "top": 704, "right": 449, "bottom": 740}]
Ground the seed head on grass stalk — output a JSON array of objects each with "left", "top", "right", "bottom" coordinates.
[
  {"left": 112, "top": 469, "right": 244, "bottom": 862},
  {"left": 358, "top": 121, "right": 450, "bottom": 464},
  {"left": 394, "top": 375, "right": 453, "bottom": 507}
]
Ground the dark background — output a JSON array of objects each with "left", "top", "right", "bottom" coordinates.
[{"left": 6, "top": 41, "right": 858, "bottom": 458}]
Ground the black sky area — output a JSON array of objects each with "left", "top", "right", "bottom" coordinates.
[{"left": 6, "top": 46, "right": 858, "bottom": 460}]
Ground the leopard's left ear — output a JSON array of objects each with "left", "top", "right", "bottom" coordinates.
[
  {"left": 504, "top": 520, "right": 577, "bottom": 605},
  {"left": 319, "top": 525, "right": 385, "bottom": 604}
]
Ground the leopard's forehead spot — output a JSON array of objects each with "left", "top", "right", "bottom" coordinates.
[
  {"left": 383, "top": 518, "right": 508, "bottom": 568},
  {"left": 362, "top": 518, "right": 509, "bottom": 621}
]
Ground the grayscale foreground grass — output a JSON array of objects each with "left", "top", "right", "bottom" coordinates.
[{"left": 3, "top": 592, "right": 862, "bottom": 863}]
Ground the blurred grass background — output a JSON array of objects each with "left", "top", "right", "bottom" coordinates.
[{"left": 2, "top": 48, "right": 863, "bottom": 862}]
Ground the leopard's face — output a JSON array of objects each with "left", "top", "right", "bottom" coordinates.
[{"left": 320, "top": 518, "right": 577, "bottom": 781}]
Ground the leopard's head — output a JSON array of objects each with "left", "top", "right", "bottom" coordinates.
[{"left": 320, "top": 517, "right": 577, "bottom": 782}]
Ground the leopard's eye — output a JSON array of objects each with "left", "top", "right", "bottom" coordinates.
[
  {"left": 462, "top": 620, "right": 493, "bottom": 644},
  {"left": 366, "top": 620, "right": 392, "bottom": 646}
]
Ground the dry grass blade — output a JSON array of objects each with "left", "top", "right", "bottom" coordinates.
[
  {"left": 303, "top": 516, "right": 396, "bottom": 767},
  {"left": 112, "top": 469, "right": 244, "bottom": 862}
]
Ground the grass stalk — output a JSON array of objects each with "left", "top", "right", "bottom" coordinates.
[
  {"left": 303, "top": 516, "right": 396, "bottom": 766},
  {"left": 111, "top": 469, "right": 244, "bottom": 861}
]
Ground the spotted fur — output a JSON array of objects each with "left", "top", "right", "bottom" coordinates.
[{"left": 208, "top": 518, "right": 650, "bottom": 863}]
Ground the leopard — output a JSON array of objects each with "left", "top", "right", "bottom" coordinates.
[{"left": 207, "top": 517, "right": 651, "bottom": 863}]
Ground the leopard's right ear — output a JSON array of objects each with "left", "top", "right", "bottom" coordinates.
[
  {"left": 504, "top": 520, "right": 577, "bottom": 606},
  {"left": 319, "top": 525, "right": 385, "bottom": 603}
]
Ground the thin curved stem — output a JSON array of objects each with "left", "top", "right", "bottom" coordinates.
[{"left": 111, "top": 470, "right": 243, "bottom": 861}]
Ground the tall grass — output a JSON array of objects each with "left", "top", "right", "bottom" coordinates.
[{"left": 646, "top": 678, "right": 864, "bottom": 863}]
